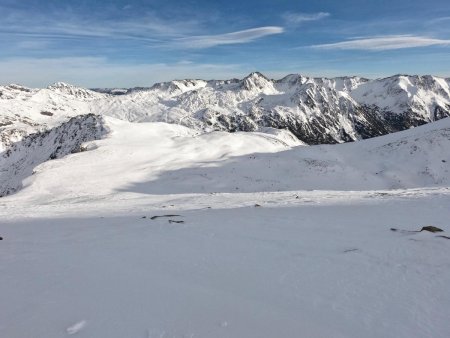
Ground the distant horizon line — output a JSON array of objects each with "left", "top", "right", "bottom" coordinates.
[{"left": 2, "top": 72, "right": 449, "bottom": 89}]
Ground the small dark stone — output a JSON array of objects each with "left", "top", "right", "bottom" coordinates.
[
  {"left": 150, "top": 214, "right": 181, "bottom": 220},
  {"left": 168, "top": 220, "right": 184, "bottom": 224},
  {"left": 421, "top": 226, "right": 443, "bottom": 233},
  {"left": 254, "top": 204, "right": 261, "bottom": 207},
  {"left": 141, "top": 216, "right": 146, "bottom": 219},
  {"left": 0, "top": 236, "right": 3, "bottom": 240},
  {"left": 442, "top": 160, "right": 446, "bottom": 163}
]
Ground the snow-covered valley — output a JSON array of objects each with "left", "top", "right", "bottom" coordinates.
[{"left": 1, "top": 74, "right": 450, "bottom": 338}]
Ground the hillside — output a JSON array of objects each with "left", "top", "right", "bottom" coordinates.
[{"left": 5, "top": 116, "right": 450, "bottom": 205}]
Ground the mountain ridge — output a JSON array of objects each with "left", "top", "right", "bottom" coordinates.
[{"left": 1, "top": 72, "right": 450, "bottom": 145}]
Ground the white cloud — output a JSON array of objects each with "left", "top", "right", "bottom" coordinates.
[
  {"left": 2, "top": 10, "right": 283, "bottom": 50},
  {"left": 0, "top": 57, "right": 247, "bottom": 88},
  {"left": 175, "top": 27, "right": 284, "bottom": 48},
  {"left": 312, "top": 35, "right": 450, "bottom": 51},
  {"left": 283, "top": 12, "right": 330, "bottom": 25}
]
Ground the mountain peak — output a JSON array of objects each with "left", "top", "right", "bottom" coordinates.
[
  {"left": 47, "top": 82, "right": 77, "bottom": 89},
  {"left": 241, "top": 72, "right": 273, "bottom": 92},
  {"left": 47, "top": 82, "right": 100, "bottom": 99},
  {"left": 244, "top": 72, "right": 268, "bottom": 79}
]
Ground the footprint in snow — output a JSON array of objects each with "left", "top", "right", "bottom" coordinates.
[{"left": 66, "top": 320, "right": 87, "bottom": 335}]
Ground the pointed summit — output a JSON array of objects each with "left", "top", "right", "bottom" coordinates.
[{"left": 241, "top": 72, "right": 273, "bottom": 92}]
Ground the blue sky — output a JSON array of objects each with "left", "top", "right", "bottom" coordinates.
[{"left": 1, "top": 0, "right": 450, "bottom": 87}]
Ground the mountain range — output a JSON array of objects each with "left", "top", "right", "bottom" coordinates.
[
  {"left": 1, "top": 73, "right": 450, "bottom": 146},
  {"left": 1, "top": 72, "right": 450, "bottom": 196}
]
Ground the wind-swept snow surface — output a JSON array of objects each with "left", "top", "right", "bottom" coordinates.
[
  {"left": 1, "top": 198, "right": 450, "bottom": 338},
  {"left": 1, "top": 116, "right": 450, "bottom": 338}
]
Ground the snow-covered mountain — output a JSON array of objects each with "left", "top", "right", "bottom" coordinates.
[
  {"left": 1, "top": 73, "right": 449, "bottom": 146},
  {"left": 91, "top": 73, "right": 450, "bottom": 144},
  {"left": 0, "top": 114, "right": 105, "bottom": 197},
  {"left": 1, "top": 72, "right": 448, "bottom": 196},
  {"left": 1, "top": 72, "right": 450, "bottom": 196}
]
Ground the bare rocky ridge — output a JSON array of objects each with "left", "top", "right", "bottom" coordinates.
[{"left": 0, "top": 114, "right": 106, "bottom": 196}]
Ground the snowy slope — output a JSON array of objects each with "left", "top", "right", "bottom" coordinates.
[
  {"left": 4, "top": 116, "right": 448, "bottom": 205},
  {"left": 0, "top": 116, "right": 450, "bottom": 338},
  {"left": 6, "top": 117, "right": 302, "bottom": 204},
  {"left": 0, "top": 114, "right": 105, "bottom": 196},
  {"left": 352, "top": 75, "right": 450, "bottom": 117},
  {"left": 1, "top": 197, "right": 450, "bottom": 338}
]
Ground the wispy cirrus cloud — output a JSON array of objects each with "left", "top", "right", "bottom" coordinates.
[
  {"left": 175, "top": 27, "right": 284, "bottom": 48},
  {"left": 0, "top": 4, "right": 213, "bottom": 49},
  {"left": 0, "top": 15, "right": 194, "bottom": 43},
  {"left": 282, "top": 12, "right": 330, "bottom": 26},
  {"left": 312, "top": 35, "right": 450, "bottom": 51},
  {"left": 0, "top": 7, "right": 283, "bottom": 51}
]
